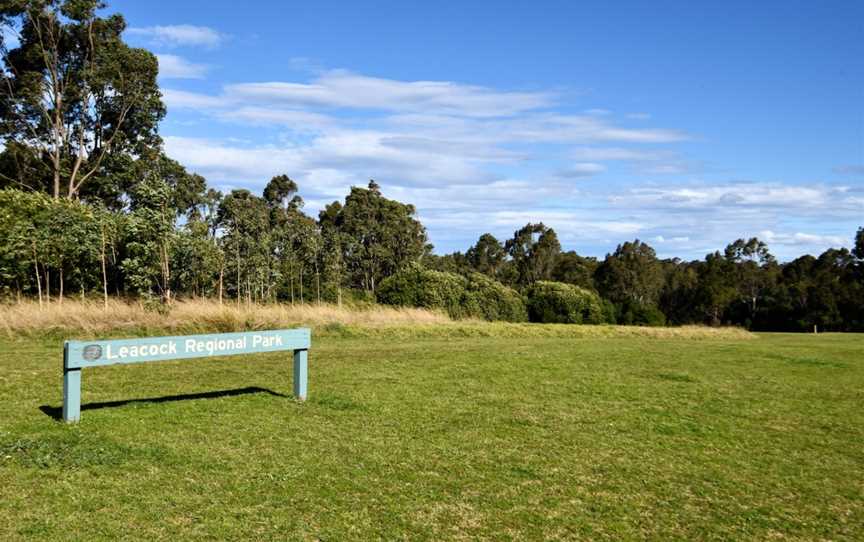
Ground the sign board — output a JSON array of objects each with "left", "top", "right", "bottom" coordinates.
[{"left": 62, "top": 328, "right": 310, "bottom": 423}]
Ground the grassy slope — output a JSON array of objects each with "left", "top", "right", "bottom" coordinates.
[{"left": 1, "top": 332, "right": 862, "bottom": 540}]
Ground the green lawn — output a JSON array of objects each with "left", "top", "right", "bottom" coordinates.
[{"left": 1, "top": 332, "right": 862, "bottom": 540}]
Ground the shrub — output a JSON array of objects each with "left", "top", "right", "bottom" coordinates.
[
  {"left": 377, "top": 265, "right": 527, "bottom": 321},
  {"left": 526, "top": 281, "right": 605, "bottom": 324},
  {"left": 616, "top": 301, "right": 667, "bottom": 327},
  {"left": 377, "top": 264, "right": 468, "bottom": 318},
  {"left": 462, "top": 273, "right": 527, "bottom": 322}
]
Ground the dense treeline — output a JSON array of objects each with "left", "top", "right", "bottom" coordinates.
[
  {"left": 423, "top": 229, "right": 864, "bottom": 331},
  {"left": 1, "top": 1, "right": 862, "bottom": 331}
]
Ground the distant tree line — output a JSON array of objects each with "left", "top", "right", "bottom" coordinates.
[
  {"left": 423, "top": 227, "right": 864, "bottom": 331},
  {"left": 1, "top": 0, "right": 862, "bottom": 331}
]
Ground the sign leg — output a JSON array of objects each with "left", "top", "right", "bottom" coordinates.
[
  {"left": 293, "top": 349, "right": 308, "bottom": 400},
  {"left": 63, "top": 369, "right": 81, "bottom": 423}
]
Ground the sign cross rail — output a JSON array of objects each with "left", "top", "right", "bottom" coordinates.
[{"left": 62, "top": 328, "right": 311, "bottom": 423}]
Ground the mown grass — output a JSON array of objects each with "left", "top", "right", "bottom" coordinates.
[{"left": 1, "top": 331, "right": 862, "bottom": 540}]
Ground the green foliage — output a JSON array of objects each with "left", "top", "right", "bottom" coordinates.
[
  {"left": 466, "top": 233, "right": 506, "bottom": 278},
  {"left": 525, "top": 281, "right": 606, "bottom": 324},
  {"left": 615, "top": 301, "right": 667, "bottom": 327},
  {"left": 218, "top": 189, "right": 272, "bottom": 302},
  {"left": 0, "top": 0, "right": 164, "bottom": 201},
  {"left": 596, "top": 239, "right": 665, "bottom": 307},
  {"left": 377, "top": 264, "right": 526, "bottom": 322},
  {"left": 122, "top": 173, "right": 176, "bottom": 302},
  {"left": 462, "top": 273, "right": 527, "bottom": 322},
  {"left": 551, "top": 250, "right": 598, "bottom": 290},
  {"left": 320, "top": 181, "right": 428, "bottom": 293},
  {"left": 376, "top": 263, "right": 467, "bottom": 318},
  {"left": 505, "top": 222, "right": 561, "bottom": 287}
]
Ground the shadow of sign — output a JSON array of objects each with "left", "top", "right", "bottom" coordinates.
[{"left": 40, "top": 386, "right": 288, "bottom": 421}]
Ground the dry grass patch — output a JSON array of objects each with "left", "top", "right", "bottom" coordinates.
[
  {"left": 0, "top": 298, "right": 451, "bottom": 337},
  {"left": 0, "top": 298, "right": 754, "bottom": 340}
]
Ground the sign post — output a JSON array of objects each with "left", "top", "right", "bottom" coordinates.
[{"left": 62, "top": 328, "right": 311, "bottom": 423}]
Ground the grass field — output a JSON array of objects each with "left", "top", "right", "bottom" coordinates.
[{"left": 1, "top": 329, "right": 862, "bottom": 540}]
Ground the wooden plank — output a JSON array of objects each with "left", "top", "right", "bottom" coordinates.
[{"left": 64, "top": 328, "right": 311, "bottom": 369}]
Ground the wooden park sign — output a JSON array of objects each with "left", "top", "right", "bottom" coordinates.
[{"left": 62, "top": 328, "right": 311, "bottom": 423}]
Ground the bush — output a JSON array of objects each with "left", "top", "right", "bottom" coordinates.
[
  {"left": 377, "top": 264, "right": 468, "bottom": 318},
  {"left": 377, "top": 265, "right": 527, "bottom": 321},
  {"left": 462, "top": 273, "right": 527, "bottom": 322},
  {"left": 526, "top": 281, "right": 606, "bottom": 324},
  {"left": 616, "top": 301, "right": 667, "bottom": 327}
]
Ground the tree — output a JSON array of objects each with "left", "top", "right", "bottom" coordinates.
[
  {"left": 263, "top": 174, "right": 301, "bottom": 212},
  {"left": 595, "top": 239, "right": 664, "bottom": 308},
  {"left": 0, "top": 0, "right": 164, "bottom": 200},
  {"left": 466, "top": 233, "right": 506, "bottom": 278},
  {"left": 505, "top": 223, "right": 560, "bottom": 287},
  {"left": 122, "top": 172, "right": 176, "bottom": 304},
  {"left": 853, "top": 227, "right": 864, "bottom": 261},
  {"left": 693, "top": 251, "right": 736, "bottom": 326},
  {"left": 324, "top": 180, "right": 428, "bottom": 293},
  {"left": 551, "top": 250, "right": 597, "bottom": 291},
  {"left": 723, "top": 237, "right": 777, "bottom": 326},
  {"left": 217, "top": 189, "right": 271, "bottom": 304}
]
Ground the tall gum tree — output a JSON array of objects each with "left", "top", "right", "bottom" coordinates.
[{"left": 0, "top": 0, "right": 164, "bottom": 200}]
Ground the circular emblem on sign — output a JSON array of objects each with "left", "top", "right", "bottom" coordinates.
[{"left": 82, "top": 344, "right": 103, "bottom": 361}]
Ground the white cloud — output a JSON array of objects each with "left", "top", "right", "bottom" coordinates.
[
  {"left": 127, "top": 25, "right": 224, "bottom": 49},
  {"left": 162, "top": 89, "right": 226, "bottom": 109},
  {"left": 621, "top": 184, "right": 832, "bottom": 209},
  {"left": 557, "top": 163, "right": 606, "bottom": 177},
  {"left": 758, "top": 230, "right": 848, "bottom": 247},
  {"left": 156, "top": 54, "right": 209, "bottom": 79},
  {"left": 571, "top": 147, "right": 664, "bottom": 161},
  {"left": 222, "top": 70, "right": 553, "bottom": 118},
  {"left": 156, "top": 66, "right": 856, "bottom": 259}
]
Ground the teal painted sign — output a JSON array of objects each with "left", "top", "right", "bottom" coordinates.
[{"left": 62, "top": 328, "right": 310, "bottom": 423}]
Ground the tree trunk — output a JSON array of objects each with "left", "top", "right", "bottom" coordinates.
[
  {"left": 33, "top": 256, "right": 43, "bottom": 308},
  {"left": 236, "top": 246, "right": 241, "bottom": 307},
  {"left": 161, "top": 243, "right": 171, "bottom": 305},
  {"left": 218, "top": 265, "right": 224, "bottom": 305},
  {"left": 101, "top": 226, "right": 109, "bottom": 310},
  {"left": 289, "top": 262, "right": 295, "bottom": 304},
  {"left": 45, "top": 268, "right": 50, "bottom": 303},
  {"left": 315, "top": 261, "right": 321, "bottom": 305},
  {"left": 59, "top": 266, "right": 64, "bottom": 304}
]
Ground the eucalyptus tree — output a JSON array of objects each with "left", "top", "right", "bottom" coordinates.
[
  {"left": 217, "top": 189, "right": 271, "bottom": 304},
  {"left": 551, "top": 250, "right": 597, "bottom": 291},
  {"left": 324, "top": 180, "right": 428, "bottom": 293},
  {"left": 0, "top": 0, "right": 164, "bottom": 200},
  {"left": 595, "top": 239, "right": 665, "bottom": 313},
  {"left": 854, "top": 227, "right": 864, "bottom": 261},
  {"left": 505, "top": 223, "right": 561, "bottom": 288},
  {"left": 466, "top": 233, "right": 506, "bottom": 278},
  {"left": 723, "top": 237, "right": 778, "bottom": 326},
  {"left": 693, "top": 251, "right": 737, "bottom": 326}
]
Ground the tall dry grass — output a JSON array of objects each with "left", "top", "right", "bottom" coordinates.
[
  {"left": 0, "top": 298, "right": 754, "bottom": 340},
  {"left": 0, "top": 298, "right": 451, "bottom": 337}
]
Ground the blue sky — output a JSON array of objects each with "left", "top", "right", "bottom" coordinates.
[{"left": 109, "top": 0, "right": 862, "bottom": 260}]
